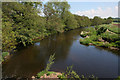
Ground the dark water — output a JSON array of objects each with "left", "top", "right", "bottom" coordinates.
[{"left": 2, "top": 28, "right": 120, "bottom": 78}]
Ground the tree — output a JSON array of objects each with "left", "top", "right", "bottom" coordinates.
[
  {"left": 91, "top": 16, "right": 103, "bottom": 26},
  {"left": 43, "top": 0, "right": 77, "bottom": 32},
  {"left": 65, "top": 12, "right": 78, "bottom": 30},
  {"left": 2, "top": 2, "right": 46, "bottom": 51},
  {"left": 104, "top": 17, "right": 113, "bottom": 24},
  {"left": 74, "top": 15, "right": 91, "bottom": 27}
]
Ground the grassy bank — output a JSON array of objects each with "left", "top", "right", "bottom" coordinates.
[
  {"left": 0, "top": 52, "right": 10, "bottom": 64},
  {"left": 80, "top": 24, "right": 120, "bottom": 50}
]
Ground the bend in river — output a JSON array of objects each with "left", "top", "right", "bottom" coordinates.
[{"left": 3, "top": 28, "right": 120, "bottom": 78}]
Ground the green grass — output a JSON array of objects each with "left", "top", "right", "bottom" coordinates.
[
  {"left": 0, "top": 52, "right": 9, "bottom": 63},
  {"left": 2, "top": 52, "right": 9, "bottom": 58},
  {"left": 97, "top": 24, "right": 120, "bottom": 34},
  {"left": 80, "top": 24, "right": 120, "bottom": 49},
  {"left": 108, "top": 25, "right": 120, "bottom": 34},
  {"left": 101, "top": 31, "right": 119, "bottom": 42},
  {"left": 37, "top": 71, "right": 56, "bottom": 78},
  {"left": 57, "top": 73, "right": 67, "bottom": 79},
  {"left": 46, "top": 71, "right": 56, "bottom": 76}
]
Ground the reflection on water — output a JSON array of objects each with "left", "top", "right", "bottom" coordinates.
[
  {"left": 34, "top": 42, "right": 40, "bottom": 46},
  {"left": 2, "top": 28, "right": 120, "bottom": 78}
]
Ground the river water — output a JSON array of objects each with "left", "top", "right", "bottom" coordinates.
[{"left": 2, "top": 28, "right": 120, "bottom": 78}]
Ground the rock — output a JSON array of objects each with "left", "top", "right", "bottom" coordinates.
[
  {"left": 32, "top": 76, "right": 35, "bottom": 79},
  {"left": 89, "top": 43, "right": 93, "bottom": 45},
  {"left": 81, "top": 31, "right": 84, "bottom": 35},
  {"left": 110, "top": 47, "right": 119, "bottom": 50},
  {"left": 85, "top": 36, "right": 89, "bottom": 38},
  {"left": 98, "top": 38, "right": 104, "bottom": 42},
  {"left": 40, "top": 72, "right": 62, "bottom": 79}
]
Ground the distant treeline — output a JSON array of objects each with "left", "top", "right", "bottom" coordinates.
[
  {"left": 74, "top": 15, "right": 113, "bottom": 27},
  {"left": 2, "top": 1, "right": 113, "bottom": 52},
  {"left": 113, "top": 18, "right": 120, "bottom": 23}
]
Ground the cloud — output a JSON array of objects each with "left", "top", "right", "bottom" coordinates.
[{"left": 74, "top": 6, "right": 118, "bottom": 18}]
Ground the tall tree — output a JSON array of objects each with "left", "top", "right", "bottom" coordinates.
[
  {"left": 2, "top": 2, "right": 45, "bottom": 51},
  {"left": 43, "top": 0, "right": 71, "bottom": 32},
  {"left": 91, "top": 16, "right": 103, "bottom": 26}
]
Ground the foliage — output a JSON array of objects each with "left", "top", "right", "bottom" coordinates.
[
  {"left": 36, "top": 54, "right": 98, "bottom": 79},
  {"left": 113, "top": 18, "right": 120, "bottom": 23},
  {"left": 44, "top": 1, "right": 78, "bottom": 31},
  {"left": 57, "top": 73, "right": 67, "bottom": 79},
  {"left": 104, "top": 17, "right": 113, "bottom": 24},
  {"left": 1, "top": 52, "right": 9, "bottom": 63},
  {"left": 2, "top": 2, "right": 46, "bottom": 52},
  {"left": 45, "top": 53, "right": 55, "bottom": 72},
  {"left": 107, "top": 25, "right": 120, "bottom": 34},
  {"left": 37, "top": 54, "right": 55, "bottom": 78},
  {"left": 37, "top": 70, "right": 46, "bottom": 78},
  {"left": 65, "top": 65, "right": 80, "bottom": 79},
  {"left": 80, "top": 38, "right": 92, "bottom": 45},
  {"left": 101, "top": 32, "right": 119, "bottom": 42},
  {"left": 58, "top": 65, "right": 98, "bottom": 80},
  {"left": 46, "top": 71, "right": 56, "bottom": 76},
  {"left": 2, "top": 1, "right": 115, "bottom": 53},
  {"left": 80, "top": 31, "right": 89, "bottom": 37},
  {"left": 91, "top": 16, "right": 104, "bottom": 26},
  {"left": 80, "top": 24, "right": 120, "bottom": 49},
  {"left": 115, "top": 76, "right": 120, "bottom": 80},
  {"left": 96, "top": 27, "right": 107, "bottom": 35},
  {"left": 74, "top": 15, "right": 91, "bottom": 27},
  {"left": 2, "top": 52, "right": 9, "bottom": 58},
  {"left": 65, "top": 12, "right": 78, "bottom": 30}
]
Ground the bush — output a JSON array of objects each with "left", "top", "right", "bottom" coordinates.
[
  {"left": 80, "top": 24, "right": 120, "bottom": 50},
  {"left": 37, "top": 54, "right": 55, "bottom": 78},
  {"left": 80, "top": 38, "right": 93, "bottom": 45},
  {"left": 80, "top": 31, "right": 89, "bottom": 37},
  {"left": 96, "top": 27, "right": 107, "bottom": 35},
  {"left": 2, "top": 52, "right": 9, "bottom": 59},
  {"left": 101, "top": 32, "right": 119, "bottom": 42}
]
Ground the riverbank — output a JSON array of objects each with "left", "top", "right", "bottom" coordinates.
[
  {"left": 0, "top": 52, "right": 10, "bottom": 64},
  {"left": 80, "top": 24, "right": 120, "bottom": 51},
  {"left": 2, "top": 27, "right": 119, "bottom": 79}
]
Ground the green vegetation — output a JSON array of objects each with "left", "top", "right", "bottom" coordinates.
[
  {"left": 57, "top": 66, "right": 98, "bottom": 80},
  {"left": 2, "top": 1, "right": 87, "bottom": 53},
  {"left": 74, "top": 15, "right": 91, "bottom": 27},
  {"left": 2, "top": 2, "right": 45, "bottom": 51},
  {"left": 115, "top": 76, "right": 120, "bottom": 80},
  {"left": 1, "top": 1, "right": 119, "bottom": 79},
  {"left": 2, "top": 52, "right": 9, "bottom": 59},
  {"left": 113, "top": 18, "right": 120, "bottom": 23},
  {"left": 37, "top": 54, "right": 55, "bottom": 78},
  {"left": 45, "top": 54, "right": 55, "bottom": 72},
  {"left": 2, "top": 1, "right": 113, "bottom": 53},
  {"left": 36, "top": 54, "right": 98, "bottom": 80},
  {"left": 0, "top": 52, "right": 10, "bottom": 63},
  {"left": 80, "top": 24, "right": 120, "bottom": 50}
]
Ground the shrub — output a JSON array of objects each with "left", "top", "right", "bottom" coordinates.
[
  {"left": 37, "top": 54, "right": 55, "bottom": 78},
  {"left": 101, "top": 32, "right": 119, "bottom": 42},
  {"left": 80, "top": 38, "right": 93, "bottom": 45},
  {"left": 2, "top": 52, "right": 9, "bottom": 59},
  {"left": 96, "top": 27, "right": 107, "bottom": 35}
]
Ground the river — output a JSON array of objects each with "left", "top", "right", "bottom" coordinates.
[{"left": 2, "top": 28, "right": 120, "bottom": 78}]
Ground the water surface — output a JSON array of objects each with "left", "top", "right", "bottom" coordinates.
[{"left": 3, "top": 28, "right": 120, "bottom": 78}]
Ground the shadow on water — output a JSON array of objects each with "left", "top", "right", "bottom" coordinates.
[{"left": 2, "top": 28, "right": 120, "bottom": 78}]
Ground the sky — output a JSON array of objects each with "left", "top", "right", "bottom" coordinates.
[
  {"left": 69, "top": 2, "right": 118, "bottom": 18},
  {"left": 41, "top": 0, "right": 119, "bottom": 18}
]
